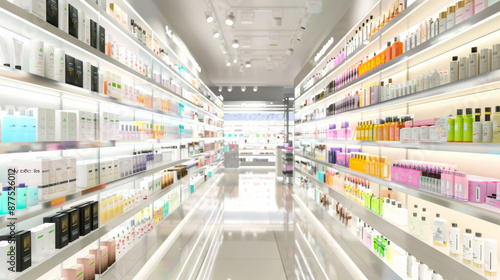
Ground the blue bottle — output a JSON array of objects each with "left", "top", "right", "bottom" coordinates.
[
  {"left": 1, "top": 186, "right": 14, "bottom": 214},
  {"left": 27, "top": 109, "right": 37, "bottom": 142},
  {"left": 17, "top": 183, "right": 27, "bottom": 209},
  {"left": 17, "top": 108, "right": 29, "bottom": 142},
  {"left": 27, "top": 185, "right": 38, "bottom": 206},
  {"left": 1, "top": 106, "right": 17, "bottom": 142}
]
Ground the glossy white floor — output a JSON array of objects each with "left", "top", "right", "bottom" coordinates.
[{"left": 144, "top": 167, "right": 365, "bottom": 280}]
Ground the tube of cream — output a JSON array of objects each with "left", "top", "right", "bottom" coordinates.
[
  {"left": 12, "top": 38, "right": 24, "bottom": 70},
  {"left": 0, "top": 34, "right": 12, "bottom": 67}
]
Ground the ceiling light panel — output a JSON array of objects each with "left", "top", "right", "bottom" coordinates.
[{"left": 240, "top": 10, "right": 255, "bottom": 25}]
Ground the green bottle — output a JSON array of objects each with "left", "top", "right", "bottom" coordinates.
[
  {"left": 447, "top": 118, "right": 455, "bottom": 142},
  {"left": 464, "top": 108, "right": 473, "bottom": 142},
  {"left": 373, "top": 235, "right": 379, "bottom": 252},
  {"left": 454, "top": 109, "right": 464, "bottom": 142}
]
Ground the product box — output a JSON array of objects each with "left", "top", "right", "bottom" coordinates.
[
  {"left": 46, "top": 0, "right": 58, "bottom": 27},
  {"left": 99, "top": 25, "right": 105, "bottom": 53},
  {"left": 46, "top": 108, "right": 56, "bottom": 141},
  {"left": 76, "top": 161, "right": 95, "bottom": 189},
  {"left": 30, "top": 226, "right": 45, "bottom": 263},
  {"left": 90, "top": 201, "right": 99, "bottom": 230},
  {"left": 40, "top": 223, "right": 56, "bottom": 257},
  {"left": 89, "top": 246, "right": 108, "bottom": 273},
  {"left": 74, "top": 59, "right": 83, "bottom": 88},
  {"left": 58, "top": 208, "right": 79, "bottom": 242},
  {"left": 90, "top": 19, "right": 98, "bottom": 49},
  {"left": 30, "top": 107, "right": 46, "bottom": 142},
  {"left": 55, "top": 111, "right": 68, "bottom": 141},
  {"left": 14, "top": 0, "right": 46, "bottom": 20},
  {"left": 62, "top": 264, "right": 84, "bottom": 280},
  {"left": 44, "top": 213, "right": 69, "bottom": 249},
  {"left": 77, "top": 254, "right": 95, "bottom": 280},
  {"left": 468, "top": 177, "right": 488, "bottom": 203},
  {"left": 0, "top": 230, "right": 31, "bottom": 272},
  {"left": 68, "top": 4, "right": 79, "bottom": 38},
  {"left": 83, "top": 62, "right": 91, "bottom": 90},
  {"left": 78, "top": 10, "right": 86, "bottom": 42},
  {"left": 91, "top": 65, "right": 99, "bottom": 92},
  {"left": 67, "top": 112, "right": 77, "bottom": 141},
  {"left": 100, "top": 239, "right": 116, "bottom": 265},
  {"left": 486, "top": 196, "right": 500, "bottom": 208},
  {"left": 71, "top": 203, "right": 91, "bottom": 236},
  {"left": 0, "top": 241, "right": 15, "bottom": 279},
  {"left": 65, "top": 54, "right": 75, "bottom": 85}
]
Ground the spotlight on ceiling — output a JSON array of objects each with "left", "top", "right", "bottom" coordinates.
[
  {"left": 273, "top": 17, "right": 282, "bottom": 27},
  {"left": 299, "top": 17, "right": 309, "bottom": 30},
  {"left": 221, "top": 45, "right": 228, "bottom": 54},
  {"left": 213, "top": 31, "right": 220, "bottom": 38},
  {"left": 225, "top": 60, "right": 231, "bottom": 67},
  {"left": 232, "top": 39, "right": 239, "bottom": 48},
  {"left": 286, "top": 48, "right": 294, "bottom": 56},
  {"left": 205, "top": 12, "right": 214, "bottom": 23},
  {"left": 233, "top": 58, "right": 238, "bottom": 63},
  {"left": 225, "top": 12, "right": 235, "bottom": 26},
  {"left": 296, "top": 31, "right": 304, "bottom": 42},
  {"left": 245, "top": 61, "right": 251, "bottom": 68},
  {"left": 218, "top": 86, "right": 222, "bottom": 92},
  {"left": 241, "top": 86, "right": 246, "bottom": 92},
  {"left": 228, "top": 86, "right": 233, "bottom": 92},
  {"left": 253, "top": 86, "right": 258, "bottom": 92}
]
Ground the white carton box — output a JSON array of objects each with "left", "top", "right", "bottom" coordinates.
[
  {"left": 66, "top": 112, "right": 77, "bottom": 141},
  {"left": 41, "top": 223, "right": 55, "bottom": 257},
  {"left": 55, "top": 111, "right": 68, "bottom": 141},
  {"left": 45, "top": 108, "right": 56, "bottom": 141},
  {"left": 31, "top": 226, "right": 46, "bottom": 262},
  {"left": 30, "top": 107, "right": 46, "bottom": 142}
]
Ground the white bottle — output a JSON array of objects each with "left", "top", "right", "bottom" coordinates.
[
  {"left": 432, "top": 213, "right": 447, "bottom": 247},
  {"left": 449, "top": 223, "right": 460, "bottom": 257},
  {"left": 420, "top": 216, "right": 430, "bottom": 240},
  {"left": 431, "top": 271, "right": 443, "bottom": 280},
  {"left": 58, "top": 0, "right": 68, "bottom": 33},
  {"left": 53, "top": 48, "right": 65, "bottom": 82},
  {"left": 473, "top": 108, "right": 483, "bottom": 142},
  {"left": 469, "top": 47, "right": 479, "bottom": 78},
  {"left": 450, "top": 56, "right": 459, "bottom": 83},
  {"left": 418, "top": 262, "right": 429, "bottom": 280},
  {"left": 463, "top": 229, "right": 474, "bottom": 264},
  {"left": 459, "top": 56, "right": 468, "bottom": 80},
  {"left": 480, "top": 48, "right": 492, "bottom": 74},
  {"left": 472, "top": 232, "right": 484, "bottom": 268},
  {"left": 447, "top": 6, "right": 456, "bottom": 29},
  {"left": 483, "top": 107, "right": 493, "bottom": 142},
  {"left": 29, "top": 39, "right": 44, "bottom": 77},
  {"left": 484, "top": 238, "right": 498, "bottom": 276},
  {"left": 44, "top": 44, "right": 54, "bottom": 80},
  {"left": 493, "top": 43, "right": 500, "bottom": 71},
  {"left": 397, "top": 202, "right": 408, "bottom": 225}
]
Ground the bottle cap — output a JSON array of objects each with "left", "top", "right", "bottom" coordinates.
[
  {"left": 471, "top": 47, "right": 478, "bottom": 53},
  {"left": 475, "top": 108, "right": 481, "bottom": 114},
  {"left": 457, "top": 109, "right": 463, "bottom": 115},
  {"left": 475, "top": 232, "right": 482, "bottom": 237},
  {"left": 449, "top": 5, "right": 457, "bottom": 13},
  {"left": 370, "top": 15, "right": 373, "bottom": 19},
  {"left": 413, "top": 212, "right": 417, "bottom": 217},
  {"left": 485, "top": 107, "right": 492, "bottom": 113},
  {"left": 436, "top": 213, "right": 440, "bottom": 217},
  {"left": 452, "top": 56, "right": 458, "bottom": 61},
  {"left": 414, "top": 204, "right": 418, "bottom": 208},
  {"left": 466, "top": 108, "right": 472, "bottom": 115},
  {"left": 440, "top": 11, "right": 448, "bottom": 19},
  {"left": 496, "top": 106, "right": 500, "bottom": 113},
  {"left": 397, "top": 203, "right": 402, "bottom": 208},
  {"left": 394, "top": 37, "right": 398, "bottom": 42},
  {"left": 422, "top": 207, "right": 427, "bottom": 212},
  {"left": 421, "top": 217, "right": 426, "bottom": 221},
  {"left": 466, "top": 228, "right": 472, "bottom": 233},
  {"left": 452, "top": 223, "right": 458, "bottom": 227},
  {"left": 387, "top": 42, "right": 391, "bottom": 47}
]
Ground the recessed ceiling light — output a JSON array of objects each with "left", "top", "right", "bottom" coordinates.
[
  {"left": 233, "top": 58, "right": 238, "bottom": 63},
  {"left": 286, "top": 48, "right": 294, "bottom": 56},
  {"left": 232, "top": 39, "right": 239, "bottom": 48},
  {"left": 253, "top": 86, "right": 258, "bottom": 92},
  {"left": 241, "top": 86, "right": 246, "bottom": 92},
  {"left": 226, "top": 60, "right": 231, "bottom": 67},
  {"left": 228, "top": 86, "right": 233, "bottom": 92},
  {"left": 245, "top": 61, "right": 251, "bottom": 68},
  {"left": 226, "top": 12, "right": 235, "bottom": 26},
  {"left": 213, "top": 31, "right": 220, "bottom": 38},
  {"left": 218, "top": 86, "right": 222, "bottom": 92},
  {"left": 205, "top": 12, "right": 214, "bottom": 23}
]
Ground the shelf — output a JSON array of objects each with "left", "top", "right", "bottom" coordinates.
[
  {"left": 100, "top": 172, "right": 224, "bottom": 280},
  {"left": 297, "top": 139, "right": 500, "bottom": 155},
  {"left": 296, "top": 0, "right": 428, "bottom": 100},
  {"left": 240, "top": 161, "right": 274, "bottom": 166},
  {"left": 239, "top": 154, "right": 275, "bottom": 157},
  {"left": 295, "top": 153, "right": 500, "bottom": 227},
  {"left": 295, "top": 68, "right": 500, "bottom": 127},
  {"left": 0, "top": 158, "right": 189, "bottom": 228},
  {"left": 293, "top": 168, "right": 484, "bottom": 280},
  {"left": 82, "top": 0, "right": 223, "bottom": 114},
  {"left": 295, "top": 1, "right": 500, "bottom": 111},
  {"left": 15, "top": 164, "right": 210, "bottom": 280},
  {"left": 0, "top": 1, "right": 223, "bottom": 122},
  {"left": 293, "top": 192, "right": 402, "bottom": 280},
  {"left": 0, "top": 141, "right": 115, "bottom": 154}
]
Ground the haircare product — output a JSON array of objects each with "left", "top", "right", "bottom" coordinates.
[
  {"left": 483, "top": 107, "right": 493, "bottom": 142},
  {"left": 43, "top": 213, "right": 69, "bottom": 248},
  {"left": 484, "top": 238, "right": 498, "bottom": 276},
  {"left": 450, "top": 56, "right": 459, "bottom": 83},
  {"left": 472, "top": 108, "right": 482, "bottom": 142},
  {"left": 432, "top": 214, "right": 447, "bottom": 246},
  {"left": 0, "top": 230, "right": 31, "bottom": 272},
  {"left": 65, "top": 54, "right": 75, "bottom": 85},
  {"left": 468, "top": 47, "right": 479, "bottom": 78},
  {"left": 68, "top": 4, "right": 78, "bottom": 38},
  {"left": 493, "top": 44, "right": 500, "bottom": 71},
  {"left": 472, "top": 232, "right": 484, "bottom": 268},
  {"left": 458, "top": 56, "right": 468, "bottom": 80},
  {"left": 99, "top": 26, "right": 106, "bottom": 53},
  {"left": 454, "top": 109, "right": 464, "bottom": 142},
  {"left": 463, "top": 229, "right": 473, "bottom": 263},
  {"left": 480, "top": 48, "right": 492, "bottom": 74},
  {"left": 12, "top": 38, "right": 24, "bottom": 70},
  {"left": 74, "top": 59, "right": 83, "bottom": 88}
]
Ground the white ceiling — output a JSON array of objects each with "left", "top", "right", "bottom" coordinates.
[{"left": 154, "top": 0, "right": 352, "bottom": 87}]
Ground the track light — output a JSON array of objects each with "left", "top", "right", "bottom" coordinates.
[
  {"left": 253, "top": 86, "right": 258, "bottom": 92},
  {"left": 233, "top": 58, "right": 238, "bottom": 63},
  {"left": 218, "top": 86, "right": 222, "bottom": 92},
  {"left": 228, "top": 86, "right": 233, "bottom": 92},
  {"left": 213, "top": 31, "right": 220, "bottom": 38},
  {"left": 296, "top": 32, "right": 303, "bottom": 42},
  {"left": 205, "top": 12, "right": 214, "bottom": 23},
  {"left": 226, "top": 12, "right": 235, "bottom": 26},
  {"left": 239, "top": 64, "right": 245, "bottom": 72},
  {"left": 226, "top": 60, "right": 231, "bottom": 67},
  {"left": 232, "top": 39, "right": 239, "bottom": 48},
  {"left": 241, "top": 86, "right": 246, "bottom": 92},
  {"left": 245, "top": 61, "right": 251, "bottom": 68},
  {"left": 286, "top": 48, "right": 294, "bottom": 56}
]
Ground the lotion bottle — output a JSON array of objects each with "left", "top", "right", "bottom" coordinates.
[
  {"left": 463, "top": 229, "right": 473, "bottom": 264},
  {"left": 472, "top": 232, "right": 484, "bottom": 268},
  {"left": 432, "top": 213, "right": 447, "bottom": 247},
  {"left": 450, "top": 56, "right": 459, "bottom": 83},
  {"left": 493, "top": 43, "right": 500, "bottom": 71},
  {"left": 447, "top": 5, "right": 456, "bottom": 29},
  {"left": 420, "top": 216, "right": 430, "bottom": 240},
  {"left": 472, "top": 108, "right": 482, "bottom": 142},
  {"left": 484, "top": 238, "right": 498, "bottom": 276},
  {"left": 493, "top": 106, "right": 500, "bottom": 143},
  {"left": 449, "top": 223, "right": 460, "bottom": 257},
  {"left": 483, "top": 107, "right": 493, "bottom": 142},
  {"left": 480, "top": 47, "right": 492, "bottom": 74},
  {"left": 459, "top": 56, "right": 468, "bottom": 80},
  {"left": 439, "top": 12, "right": 447, "bottom": 34},
  {"left": 468, "top": 47, "right": 479, "bottom": 78}
]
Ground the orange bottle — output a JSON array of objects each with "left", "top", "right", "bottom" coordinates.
[
  {"left": 390, "top": 117, "right": 398, "bottom": 141},
  {"left": 377, "top": 118, "right": 385, "bottom": 140},
  {"left": 380, "top": 156, "right": 389, "bottom": 179},
  {"left": 385, "top": 42, "right": 392, "bottom": 63},
  {"left": 391, "top": 37, "right": 403, "bottom": 59},
  {"left": 383, "top": 117, "right": 391, "bottom": 141}
]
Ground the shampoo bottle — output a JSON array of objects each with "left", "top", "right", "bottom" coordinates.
[
  {"left": 483, "top": 107, "right": 493, "bottom": 142},
  {"left": 463, "top": 229, "right": 473, "bottom": 264},
  {"left": 493, "top": 43, "right": 500, "bottom": 71},
  {"left": 472, "top": 108, "right": 482, "bottom": 142},
  {"left": 432, "top": 213, "right": 447, "bottom": 246},
  {"left": 480, "top": 48, "right": 492, "bottom": 74},
  {"left": 484, "top": 238, "right": 498, "bottom": 276},
  {"left": 455, "top": 109, "right": 464, "bottom": 142},
  {"left": 472, "top": 232, "right": 484, "bottom": 268},
  {"left": 493, "top": 106, "right": 500, "bottom": 143},
  {"left": 449, "top": 223, "right": 460, "bottom": 257},
  {"left": 420, "top": 216, "right": 430, "bottom": 240},
  {"left": 459, "top": 56, "right": 468, "bottom": 80},
  {"left": 450, "top": 56, "right": 459, "bottom": 83},
  {"left": 468, "top": 47, "right": 479, "bottom": 78}
]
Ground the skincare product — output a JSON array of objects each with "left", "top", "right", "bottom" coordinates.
[
  {"left": 468, "top": 47, "right": 479, "bottom": 78},
  {"left": 43, "top": 213, "right": 69, "bottom": 248},
  {"left": 59, "top": 0, "right": 68, "bottom": 32},
  {"left": 46, "top": 0, "right": 58, "bottom": 27},
  {"left": 449, "top": 223, "right": 460, "bottom": 257},
  {"left": 450, "top": 56, "right": 459, "bottom": 83},
  {"left": 472, "top": 232, "right": 484, "bottom": 268},
  {"left": 463, "top": 229, "right": 473, "bottom": 264},
  {"left": 12, "top": 38, "right": 24, "bottom": 70},
  {"left": 493, "top": 43, "right": 500, "bottom": 71},
  {"left": 472, "top": 108, "right": 482, "bottom": 142},
  {"left": 480, "top": 47, "right": 492, "bottom": 74},
  {"left": 484, "top": 238, "right": 498, "bottom": 276},
  {"left": 458, "top": 56, "right": 468, "bottom": 80},
  {"left": 483, "top": 107, "right": 493, "bottom": 142},
  {"left": 65, "top": 54, "right": 75, "bottom": 85},
  {"left": 44, "top": 43, "right": 54, "bottom": 79},
  {"left": 432, "top": 214, "right": 447, "bottom": 246},
  {"left": 68, "top": 4, "right": 78, "bottom": 38}
]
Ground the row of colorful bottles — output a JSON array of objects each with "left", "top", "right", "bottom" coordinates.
[
  {"left": 355, "top": 115, "right": 413, "bottom": 141},
  {"left": 348, "top": 153, "right": 390, "bottom": 179}
]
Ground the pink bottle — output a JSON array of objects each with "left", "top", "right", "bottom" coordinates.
[
  {"left": 464, "top": 0, "right": 475, "bottom": 20},
  {"left": 475, "top": 0, "right": 486, "bottom": 13},
  {"left": 454, "top": 171, "right": 469, "bottom": 201}
]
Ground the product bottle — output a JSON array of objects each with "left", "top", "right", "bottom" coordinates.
[
  {"left": 448, "top": 6, "right": 456, "bottom": 29},
  {"left": 456, "top": 1, "right": 465, "bottom": 24},
  {"left": 450, "top": 56, "right": 459, "bottom": 83},
  {"left": 1, "top": 106, "right": 17, "bottom": 142},
  {"left": 463, "top": 229, "right": 473, "bottom": 264},
  {"left": 16, "top": 108, "right": 29, "bottom": 142},
  {"left": 449, "top": 223, "right": 460, "bottom": 257},
  {"left": 484, "top": 238, "right": 498, "bottom": 276},
  {"left": 27, "top": 109, "right": 37, "bottom": 142},
  {"left": 483, "top": 107, "right": 493, "bottom": 142},
  {"left": 16, "top": 183, "right": 27, "bottom": 210},
  {"left": 464, "top": 108, "right": 473, "bottom": 142},
  {"left": 439, "top": 12, "right": 448, "bottom": 34},
  {"left": 493, "top": 44, "right": 500, "bottom": 71},
  {"left": 455, "top": 109, "right": 465, "bottom": 142},
  {"left": 410, "top": 212, "right": 420, "bottom": 236},
  {"left": 432, "top": 213, "right": 447, "bottom": 246},
  {"left": 29, "top": 39, "right": 45, "bottom": 77},
  {"left": 464, "top": 0, "right": 475, "bottom": 20},
  {"left": 392, "top": 37, "right": 403, "bottom": 58},
  {"left": 447, "top": 118, "right": 455, "bottom": 142},
  {"left": 27, "top": 185, "right": 38, "bottom": 206},
  {"left": 472, "top": 108, "right": 482, "bottom": 142},
  {"left": 432, "top": 271, "right": 443, "bottom": 280},
  {"left": 472, "top": 232, "right": 484, "bottom": 268},
  {"left": 459, "top": 56, "right": 468, "bottom": 80},
  {"left": 420, "top": 216, "right": 430, "bottom": 240},
  {"left": 385, "top": 42, "right": 392, "bottom": 63},
  {"left": 383, "top": 117, "right": 391, "bottom": 141},
  {"left": 480, "top": 47, "right": 492, "bottom": 74},
  {"left": 493, "top": 106, "right": 500, "bottom": 143},
  {"left": 469, "top": 47, "right": 479, "bottom": 78}
]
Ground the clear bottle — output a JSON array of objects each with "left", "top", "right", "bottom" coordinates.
[
  {"left": 410, "top": 212, "right": 420, "bottom": 236},
  {"left": 420, "top": 216, "right": 430, "bottom": 240}
]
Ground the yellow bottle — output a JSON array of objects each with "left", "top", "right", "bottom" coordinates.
[
  {"left": 360, "top": 122, "right": 365, "bottom": 140},
  {"left": 356, "top": 122, "right": 361, "bottom": 140},
  {"left": 369, "top": 156, "right": 375, "bottom": 175},
  {"left": 368, "top": 121, "right": 374, "bottom": 141},
  {"left": 365, "top": 155, "right": 371, "bottom": 174},
  {"left": 383, "top": 117, "right": 391, "bottom": 141},
  {"left": 374, "top": 157, "right": 381, "bottom": 177},
  {"left": 373, "top": 119, "right": 379, "bottom": 140},
  {"left": 380, "top": 156, "right": 389, "bottom": 178}
]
